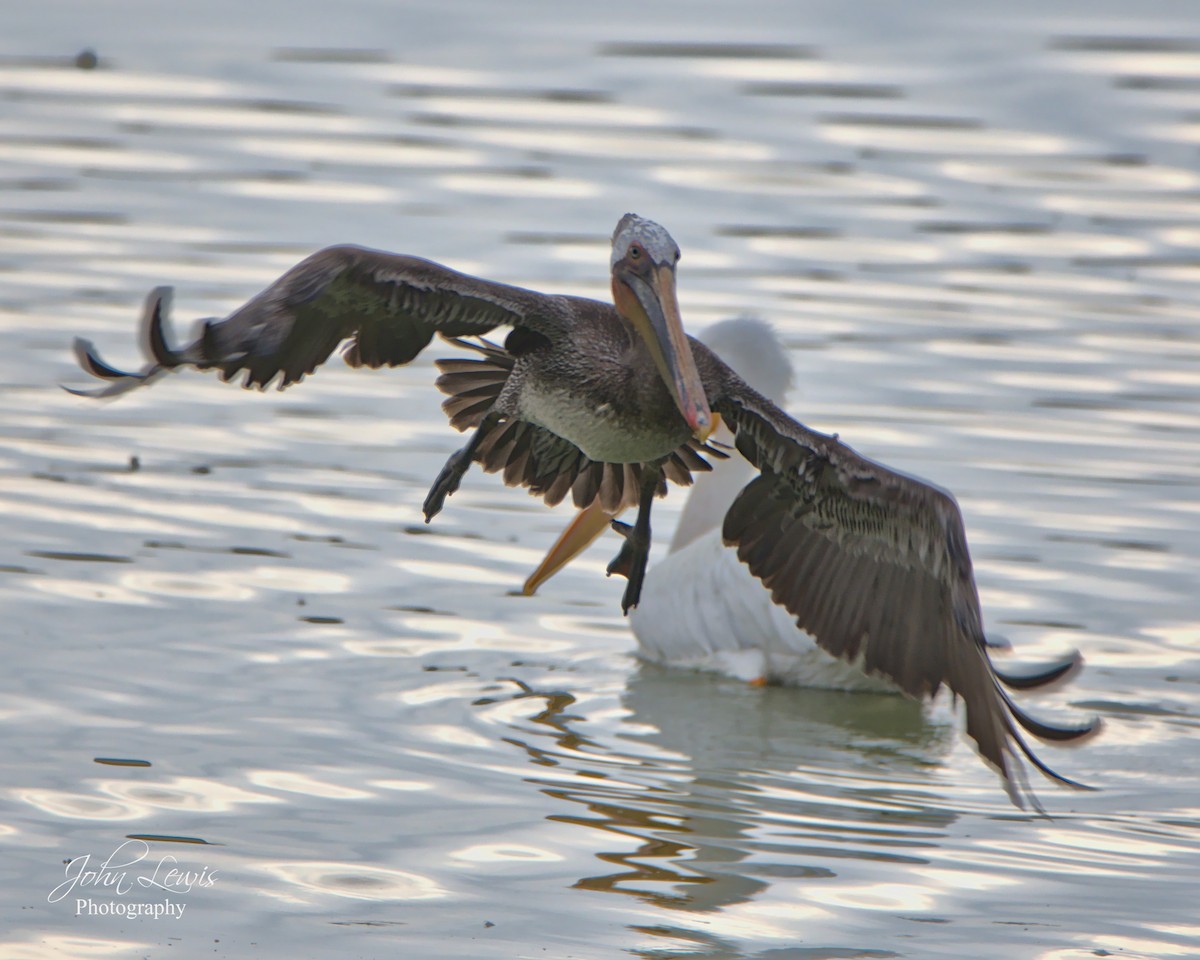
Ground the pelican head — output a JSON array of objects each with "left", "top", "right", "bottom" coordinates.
[{"left": 609, "top": 214, "right": 712, "bottom": 440}]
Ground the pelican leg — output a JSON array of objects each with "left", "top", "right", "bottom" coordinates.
[
  {"left": 605, "top": 465, "right": 662, "bottom": 614},
  {"left": 422, "top": 413, "right": 501, "bottom": 522}
]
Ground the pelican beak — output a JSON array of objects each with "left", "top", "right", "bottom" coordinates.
[
  {"left": 523, "top": 500, "right": 615, "bottom": 595},
  {"left": 614, "top": 262, "right": 713, "bottom": 441}
]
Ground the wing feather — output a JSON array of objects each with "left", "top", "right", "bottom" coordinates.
[
  {"left": 69, "top": 246, "right": 563, "bottom": 397},
  {"left": 696, "top": 344, "right": 1098, "bottom": 806}
]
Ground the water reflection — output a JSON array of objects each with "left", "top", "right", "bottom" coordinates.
[
  {"left": 487, "top": 666, "right": 953, "bottom": 917},
  {"left": 263, "top": 860, "right": 446, "bottom": 902}
]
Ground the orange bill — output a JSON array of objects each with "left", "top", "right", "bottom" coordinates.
[
  {"left": 612, "top": 262, "right": 713, "bottom": 441},
  {"left": 523, "top": 500, "right": 620, "bottom": 596}
]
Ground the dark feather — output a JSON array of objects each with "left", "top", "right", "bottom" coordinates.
[
  {"left": 433, "top": 337, "right": 725, "bottom": 512},
  {"left": 689, "top": 339, "right": 1098, "bottom": 808},
  {"left": 69, "top": 246, "right": 560, "bottom": 397}
]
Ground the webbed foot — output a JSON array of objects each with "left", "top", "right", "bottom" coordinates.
[
  {"left": 605, "top": 519, "right": 650, "bottom": 613},
  {"left": 423, "top": 447, "right": 472, "bottom": 522}
]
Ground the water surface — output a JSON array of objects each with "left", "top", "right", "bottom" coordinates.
[{"left": 1, "top": 2, "right": 1198, "bottom": 958}]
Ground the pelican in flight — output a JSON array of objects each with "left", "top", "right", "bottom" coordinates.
[{"left": 69, "top": 214, "right": 1096, "bottom": 807}]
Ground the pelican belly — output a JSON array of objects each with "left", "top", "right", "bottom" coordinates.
[{"left": 516, "top": 381, "right": 688, "bottom": 463}]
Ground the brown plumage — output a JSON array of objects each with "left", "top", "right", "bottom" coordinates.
[
  {"left": 435, "top": 336, "right": 726, "bottom": 514},
  {"left": 68, "top": 215, "right": 1097, "bottom": 808}
]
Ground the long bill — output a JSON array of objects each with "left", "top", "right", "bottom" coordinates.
[
  {"left": 614, "top": 263, "right": 713, "bottom": 441},
  {"left": 522, "top": 500, "right": 615, "bottom": 596}
]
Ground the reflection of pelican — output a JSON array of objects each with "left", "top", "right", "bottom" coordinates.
[
  {"left": 70, "top": 215, "right": 1095, "bottom": 806},
  {"left": 501, "top": 663, "right": 953, "bottom": 915}
]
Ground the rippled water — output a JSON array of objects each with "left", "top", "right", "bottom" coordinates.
[{"left": 2, "top": 2, "right": 1199, "bottom": 958}]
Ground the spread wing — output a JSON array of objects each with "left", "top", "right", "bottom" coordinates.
[
  {"left": 68, "top": 245, "right": 564, "bottom": 398},
  {"left": 699, "top": 352, "right": 1098, "bottom": 807},
  {"left": 435, "top": 337, "right": 726, "bottom": 512}
]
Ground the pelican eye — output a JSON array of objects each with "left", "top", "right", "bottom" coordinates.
[{"left": 628, "top": 244, "right": 643, "bottom": 261}]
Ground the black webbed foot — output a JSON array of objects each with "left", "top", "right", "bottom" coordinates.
[
  {"left": 421, "top": 413, "right": 501, "bottom": 522},
  {"left": 603, "top": 464, "right": 662, "bottom": 614},
  {"left": 605, "top": 516, "right": 652, "bottom": 614},
  {"left": 423, "top": 446, "right": 473, "bottom": 522},
  {"left": 605, "top": 519, "right": 650, "bottom": 613}
]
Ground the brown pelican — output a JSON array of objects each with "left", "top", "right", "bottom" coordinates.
[{"left": 69, "top": 214, "right": 1097, "bottom": 807}]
